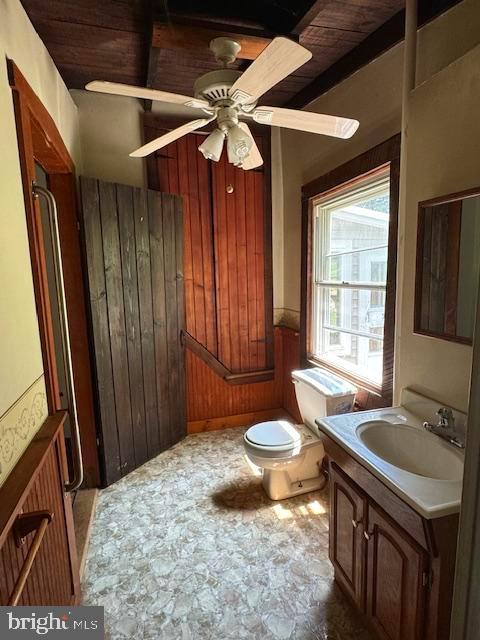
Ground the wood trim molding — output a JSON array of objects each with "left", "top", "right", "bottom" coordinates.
[
  {"left": 8, "top": 59, "right": 100, "bottom": 486},
  {"left": 301, "top": 134, "right": 401, "bottom": 405},
  {"left": 8, "top": 61, "right": 73, "bottom": 174},
  {"left": 188, "top": 408, "right": 292, "bottom": 434},
  {"left": 183, "top": 332, "right": 274, "bottom": 384}
]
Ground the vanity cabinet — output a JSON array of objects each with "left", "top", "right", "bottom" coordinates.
[
  {"left": 326, "top": 449, "right": 458, "bottom": 640},
  {"left": 365, "top": 503, "right": 427, "bottom": 640},
  {"left": 329, "top": 464, "right": 366, "bottom": 607}
]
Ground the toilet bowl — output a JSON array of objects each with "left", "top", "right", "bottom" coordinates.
[
  {"left": 243, "top": 367, "right": 357, "bottom": 500},
  {"left": 244, "top": 420, "right": 326, "bottom": 500}
]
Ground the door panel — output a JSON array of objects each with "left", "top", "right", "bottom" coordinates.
[
  {"left": 329, "top": 463, "right": 366, "bottom": 607},
  {"left": 80, "top": 178, "right": 186, "bottom": 486},
  {"left": 366, "top": 503, "right": 427, "bottom": 640}
]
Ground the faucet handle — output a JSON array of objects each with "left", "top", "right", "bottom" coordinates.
[{"left": 437, "top": 407, "right": 454, "bottom": 427}]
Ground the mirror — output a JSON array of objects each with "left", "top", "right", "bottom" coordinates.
[{"left": 415, "top": 190, "right": 480, "bottom": 344}]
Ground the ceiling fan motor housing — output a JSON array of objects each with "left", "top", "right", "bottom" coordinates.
[{"left": 194, "top": 69, "right": 242, "bottom": 104}]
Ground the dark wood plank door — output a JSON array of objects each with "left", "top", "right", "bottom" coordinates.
[
  {"left": 80, "top": 177, "right": 186, "bottom": 486},
  {"left": 329, "top": 462, "right": 367, "bottom": 608},
  {"left": 365, "top": 503, "right": 428, "bottom": 640}
]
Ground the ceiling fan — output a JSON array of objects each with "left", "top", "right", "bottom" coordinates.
[{"left": 86, "top": 36, "right": 359, "bottom": 170}]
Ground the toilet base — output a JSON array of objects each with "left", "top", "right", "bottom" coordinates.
[
  {"left": 261, "top": 442, "right": 327, "bottom": 500},
  {"left": 262, "top": 468, "right": 327, "bottom": 500}
]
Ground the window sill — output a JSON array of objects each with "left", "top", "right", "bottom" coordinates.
[{"left": 307, "top": 355, "right": 383, "bottom": 397}]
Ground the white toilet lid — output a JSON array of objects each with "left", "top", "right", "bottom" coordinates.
[{"left": 245, "top": 421, "right": 301, "bottom": 450}]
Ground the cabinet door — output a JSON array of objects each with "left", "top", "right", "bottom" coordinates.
[
  {"left": 365, "top": 503, "right": 427, "bottom": 640},
  {"left": 329, "top": 463, "right": 367, "bottom": 607}
]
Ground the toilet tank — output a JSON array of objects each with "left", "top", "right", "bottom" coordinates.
[{"left": 292, "top": 368, "right": 357, "bottom": 429}]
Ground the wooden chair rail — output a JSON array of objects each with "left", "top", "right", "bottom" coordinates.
[
  {"left": 8, "top": 512, "right": 53, "bottom": 605},
  {"left": 182, "top": 331, "right": 274, "bottom": 384}
]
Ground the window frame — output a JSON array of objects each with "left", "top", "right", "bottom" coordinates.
[
  {"left": 300, "top": 135, "right": 401, "bottom": 405},
  {"left": 311, "top": 173, "right": 390, "bottom": 389}
]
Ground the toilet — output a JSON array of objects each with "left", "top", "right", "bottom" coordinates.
[{"left": 243, "top": 368, "right": 357, "bottom": 500}]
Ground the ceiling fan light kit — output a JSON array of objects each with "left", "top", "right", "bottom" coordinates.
[{"left": 86, "top": 36, "right": 360, "bottom": 170}]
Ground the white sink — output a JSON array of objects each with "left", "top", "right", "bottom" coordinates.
[
  {"left": 356, "top": 420, "right": 463, "bottom": 481},
  {"left": 315, "top": 389, "right": 466, "bottom": 519}
]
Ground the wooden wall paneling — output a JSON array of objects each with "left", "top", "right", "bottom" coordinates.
[
  {"left": 235, "top": 166, "right": 249, "bottom": 372},
  {"left": 281, "top": 328, "right": 302, "bottom": 423},
  {"left": 162, "top": 193, "right": 186, "bottom": 446},
  {"left": 225, "top": 160, "right": 241, "bottom": 372},
  {"left": 0, "top": 414, "right": 79, "bottom": 605},
  {"left": 80, "top": 177, "right": 121, "bottom": 485},
  {"left": 254, "top": 158, "right": 267, "bottom": 369},
  {"left": 117, "top": 184, "right": 148, "bottom": 467},
  {"left": 148, "top": 190, "right": 171, "bottom": 451},
  {"left": 133, "top": 187, "right": 160, "bottom": 457},
  {"left": 174, "top": 193, "right": 187, "bottom": 440},
  {"left": 187, "top": 137, "right": 208, "bottom": 349},
  {"left": 186, "top": 326, "right": 300, "bottom": 429},
  {"left": 99, "top": 182, "right": 136, "bottom": 476},
  {"left": 213, "top": 155, "right": 231, "bottom": 368},
  {"left": 196, "top": 134, "right": 218, "bottom": 357},
  {"left": 245, "top": 161, "right": 259, "bottom": 370}
]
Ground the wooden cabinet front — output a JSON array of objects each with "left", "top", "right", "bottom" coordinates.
[
  {"left": 365, "top": 503, "right": 427, "bottom": 640},
  {"left": 329, "top": 463, "right": 366, "bottom": 607}
]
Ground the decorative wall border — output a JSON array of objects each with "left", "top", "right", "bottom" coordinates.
[{"left": 0, "top": 375, "right": 47, "bottom": 487}]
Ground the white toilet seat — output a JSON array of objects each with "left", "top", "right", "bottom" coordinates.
[{"left": 244, "top": 420, "right": 302, "bottom": 458}]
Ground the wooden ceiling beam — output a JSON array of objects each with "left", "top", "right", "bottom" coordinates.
[
  {"left": 151, "top": 23, "right": 272, "bottom": 60},
  {"left": 291, "top": 0, "right": 329, "bottom": 36}
]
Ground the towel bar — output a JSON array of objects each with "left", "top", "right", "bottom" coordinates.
[{"left": 8, "top": 511, "right": 53, "bottom": 606}]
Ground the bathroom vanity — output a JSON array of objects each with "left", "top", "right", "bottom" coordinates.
[{"left": 316, "top": 392, "right": 465, "bottom": 640}]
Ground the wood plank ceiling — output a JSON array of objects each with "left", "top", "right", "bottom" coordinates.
[{"left": 20, "top": 0, "right": 405, "bottom": 107}]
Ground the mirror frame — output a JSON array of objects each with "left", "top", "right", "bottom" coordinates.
[{"left": 414, "top": 187, "right": 480, "bottom": 346}]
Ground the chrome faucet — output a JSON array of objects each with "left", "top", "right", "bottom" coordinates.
[{"left": 423, "top": 407, "right": 465, "bottom": 449}]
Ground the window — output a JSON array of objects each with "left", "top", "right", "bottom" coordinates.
[{"left": 311, "top": 175, "right": 390, "bottom": 388}]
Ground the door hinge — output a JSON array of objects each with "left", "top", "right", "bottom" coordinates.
[{"left": 422, "top": 569, "right": 433, "bottom": 589}]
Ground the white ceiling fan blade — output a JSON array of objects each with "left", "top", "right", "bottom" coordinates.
[
  {"left": 252, "top": 106, "right": 359, "bottom": 139},
  {"left": 86, "top": 81, "right": 210, "bottom": 110},
  {"left": 229, "top": 37, "right": 312, "bottom": 105},
  {"left": 130, "top": 118, "right": 213, "bottom": 158},
  {"left": 238, "top": 123, "right": 263, "bottom": 170}
]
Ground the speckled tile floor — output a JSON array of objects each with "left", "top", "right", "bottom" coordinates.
[{"left": 82, "top": 427, "right": 373, "bottom": 640}]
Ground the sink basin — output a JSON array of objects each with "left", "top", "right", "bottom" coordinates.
[{"left": 356, "top": 420, "right": 463, "bottom": 481}]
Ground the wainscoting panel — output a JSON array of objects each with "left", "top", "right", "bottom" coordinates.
[
  {"left": 187, "top": 326, "right": 301, "bottom": 431},
  {"left": 0, "top": 413, "right": 79, "bottom": 605}
]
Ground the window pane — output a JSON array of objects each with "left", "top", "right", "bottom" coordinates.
[
  {"left": 316, "top": 286, "right": 386, "bottom": 337},
  {"left": 316, "top": 329, "right": 384, "bottom": 384},
  {"left": 321, "top": 189, "right": 389, "bottom": 285},
  {"left": 312, "top": 179, "right": 390, "bottom": 386},
  {"left": 323, "top": 246, "right": 388, "bottom": 284}
]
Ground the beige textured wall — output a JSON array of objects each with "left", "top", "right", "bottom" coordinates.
[
  {"left": 0, "top": 0, "right": 81, "bottom": 485},
  {"left": 71, "top": 90, "right": 146, "bottom": 188},
  {"left": 278, "top": 0, "right": 480, "bottom": 410},
  {"left": 395, "top": 43, "right": 480, "bottom": 411}
]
